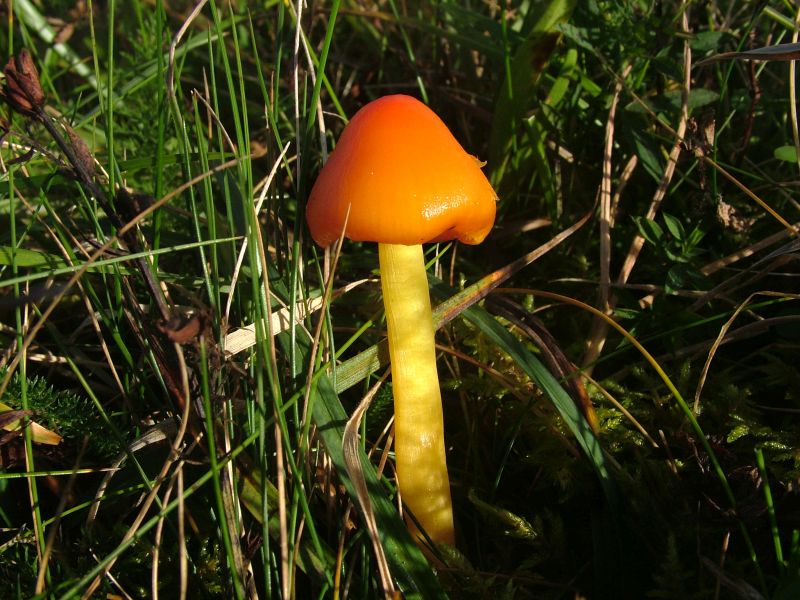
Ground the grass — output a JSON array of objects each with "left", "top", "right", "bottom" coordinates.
[{"left": 2, "top": 0, "right": 800, "bottom": 598}]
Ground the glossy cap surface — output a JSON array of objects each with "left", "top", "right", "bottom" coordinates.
[{"left": 306, "top": 95, "right": 497, "bottom": 247}]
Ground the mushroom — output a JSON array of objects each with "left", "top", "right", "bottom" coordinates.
[{"left": 306, "top": 94, "right": 497, "bottom": 547}]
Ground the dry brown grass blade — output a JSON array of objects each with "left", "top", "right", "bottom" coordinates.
[
  {"left": 35, "top": 438, "right": 88, "bottom": 594},
  {"left": 13, "top": 190, "right": 129, "bottom": 401},
  {"left": 86, "top": 420, "right": 177, "bottom": 527},
  {"left": 151, "top": 468, "right": 177, "bottom": 600},
  {"left": 693, "top": 291, "right": 800, "bottom": 413},
  {"left": 434, "top": 207, "right": 595, "bottom": 330},
  {"left": 609, "top": 154, "right": 638, "bottom": 229},
  {"left": 694, "top": 41, "right": 800, "bottom": 67},
  {"left": 790, "top": 21, "right": 800, "bottom": 180},
  {"left": 82, "top": 343, "right": 191, "bottom": 598},
  {"left": 582, "top": 8, "right": 691, "bottom": 372},
  {"left": 177, "top": 468, "right": 188, "bottom": 600},
  {"left": 166, "top": 0, "right": 209, "bottom": 100},
  {"left": 600, "top": 64, "right": 630, "bottom": 306},
  {"left": 700, "top": 222, "right": 800, "bottom": 276},
  {"left": 224, "top": 279, "right": 369, "bottom": 356},
  {"left": 616, "top": 40, "right": 689, "bottom": 277},
  {"left": 341, "top": 370, "right": 396, "bottom": 598},
  {"left": 581, "top": 62, "right": 632, "bottom": 374},
  {"left": 220, "top": 467, "right": 255, "bottom": 598},
  {"left": 333, "top": 503, "right": 354, "bottom": 599},
  {"left": 0, "top": 408, "right": 29, "bottom": 429},
  {"left": 691, "top": 241, "right": 800, "bottom": 311},
  {"left": 0, "top": 402, "right": 62, "bottom": 445}
]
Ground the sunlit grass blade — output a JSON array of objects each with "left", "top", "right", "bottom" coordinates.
[
  {"left": 430, "top": 281, "right": 615, "bottom": 503},
  {"left": 310, "top": 373, "right": 448, "bottom": 599},
  {"left": 526, "top": 289, "right": 767, "bottom": 595}
]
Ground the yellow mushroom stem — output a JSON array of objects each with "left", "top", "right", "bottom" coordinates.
[{"left": 378, "top": 242, "right": 455, "bottom": 547}]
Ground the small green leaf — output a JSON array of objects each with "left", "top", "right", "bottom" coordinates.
[
  {"left": 625, "top": 89, "right": 720, "bottom": 114},
  {"left": 662, "top": 213, "right": 685, "bottom": 241},
  {"left": 687, "top": 88, "right": 721, "bottom": 110},
  {"left": 628, "top": 128, "right": 664, "bottom": 181},
  {"left": 633, "top": 217, "right": 664, "bottom": 245},
  {"left": 613, "top": 307, "right": 640, "bottom": 320},
  {"left": 663, "top": 246, "right": 683, "bottom": 263},
  {"left": 665, "top": 266, "right": 685, "bottom": 294},
  {"left": 579, "top": 73, "right": 603, "bottom": 96},
  {"left": 774, "top": 145, "right": 798, "bottom": 163},
  {"left": 690, "top": 31, "right": 727, "bottom": 52},
  {"left": 686, "top": 224, "right": 707, "bottom": 247}
]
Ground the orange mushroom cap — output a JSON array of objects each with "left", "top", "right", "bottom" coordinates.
[{"left": 306, "top": 95, "right": 497, "bottom": 247}]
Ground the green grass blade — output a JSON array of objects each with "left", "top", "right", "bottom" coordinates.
[
  {"left": 489, "top": 0, "right": 576, "bottom": 180},
  {"left": 428, "top": 280, "right": 616, "bottom": 504},
  {"left": 756, "top": 448, "right": 785, "bottom": 573},
  {"left": 311, "top": 373, "right": 447, "bottom": 599}
]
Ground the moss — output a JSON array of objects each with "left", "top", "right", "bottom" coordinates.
[{"left": 0, "top": 368, "right": 121, "bottom": 461}]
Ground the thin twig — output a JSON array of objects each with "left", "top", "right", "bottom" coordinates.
[{"left": 581, "top": 63, "right": 632, "bottom": 373}]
